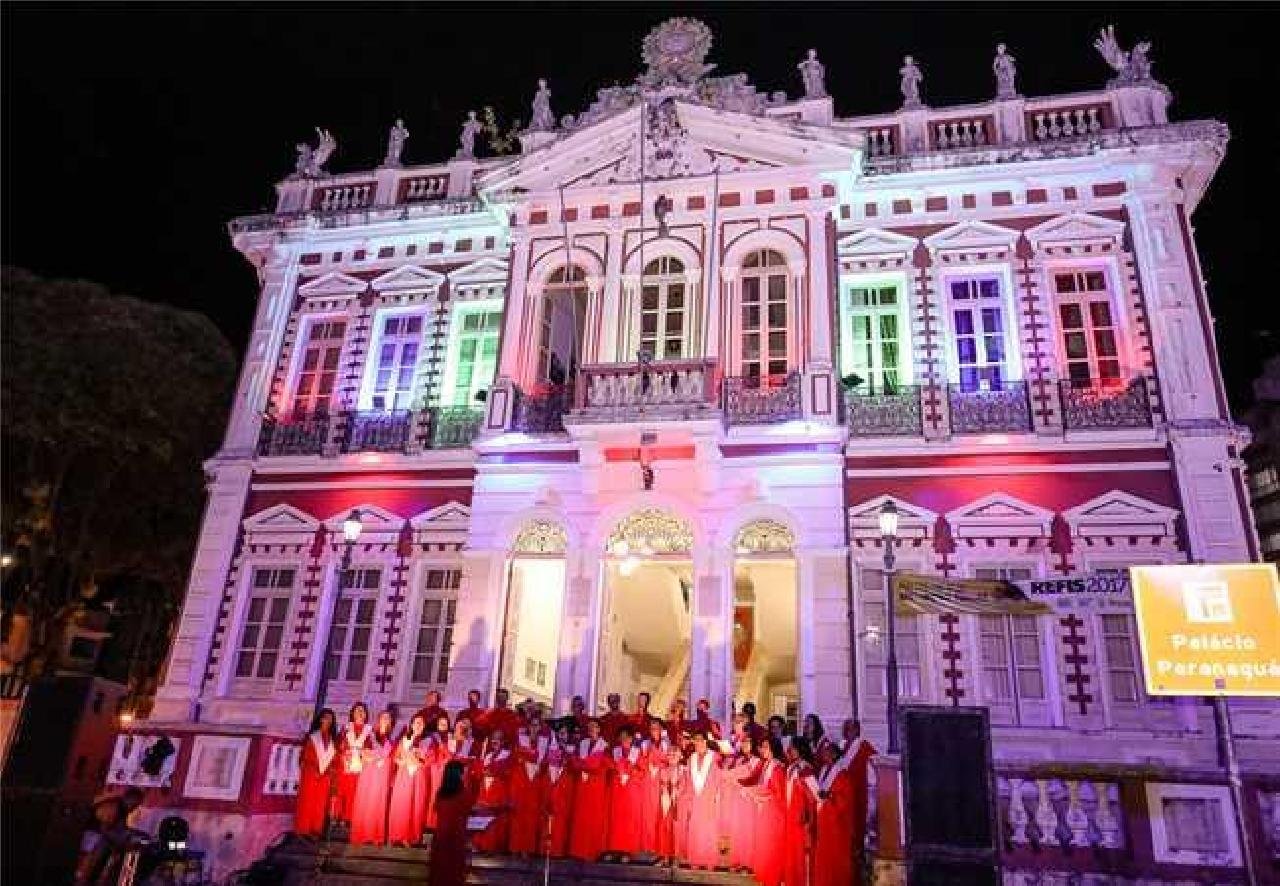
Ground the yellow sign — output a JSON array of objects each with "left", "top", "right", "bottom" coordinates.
[{"left": 1130, "top": 564, "right": 1280, "bottom": 697}]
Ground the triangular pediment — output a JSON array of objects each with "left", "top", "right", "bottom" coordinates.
[
  {"left": 411, "top": 501, "right": 472, "bottom": 530},
  {"left": 837, "top": 228, "right": 919, "bottom": 258},
  {"left": 448, "top": 258, "right": 509, "bottom": 286},
  {"left": 1025, "top": 212, "right": 1126, "bottom": 248},
  {"left": 298, "top": 272, "right": 367, "bottom": 298},
  {"left": 924, "top": 220, "right": 1019, "bottom": 253},
  {"left": 323, "top": 504, "right": 404, "bottom": 535},
  {"left": 370, "top": 265, "right": 446, "bottom": 293},
  {"left": 1063, "top": 491, "right": 1177, "bottom": 535},
  {"left": 478, "top": 100, "right": 860, "bottom": 196},
  {"left": 243, "top": 504, "right": 319, "bottom": 533},
  {"left": 947, "top": 493, "right": 1053, "bottom": 537},
  {"left": 848, "top": 494, "right": 936, "bottom": 539}
]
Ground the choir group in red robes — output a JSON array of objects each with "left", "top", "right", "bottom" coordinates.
[{"left": 292, "top": 693, "right": 875, "bottom": 886}]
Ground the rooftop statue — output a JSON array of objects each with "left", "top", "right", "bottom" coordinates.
[
  {"left": 798, "top": 48, "right": 827, "bottom": 99},
  {"left": 294, "top": 127, "right": 336, "bottom": 178},
  {"left": 993, "top": 44, "right": 1019, "bottom": 100},
  {"left": 383, "top": 119, "right": 409, "bottom": 167},
  {"left": 1094, "top": 25, "right": 1157, "bottom": 85},
  {"left": 900, "top": 56, "right": 924, "bottom": 109},
  {"left": 456, "top": 110, "right": 482, "bottom": 160},
  {"left": 530, "top": 79, "right": 556, "bottom": 132}
]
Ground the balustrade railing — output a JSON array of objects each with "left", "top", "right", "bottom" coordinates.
[
  {"left": 932, "top": 117, "right": 990, "bottom": 150},
  {"left": 845, "top": 385, "right": 923, "bottom": 437},
  {"left": 723, "top": 372, "right": 803, "bottom": 426},
  {"left": 573, "top": 358, "right": 719, "bottom": 421},
  {"left": 344, "top": 410, "right": 413, "bottom": 453},
  {"left": 428, "top": 407, "right": 483, "bottom": 448},
  {"left": 998, "top": 773, "right": 1125, "bottom": 851},
  {"left": 257, "top": 411, "right": 332, "bottom": 456},
  {"left": 1059, "top": 377, "right": 1152, "bottom": 430},
  {"left": 861, "top": 126, "right": 897, "bottom": 157},
  {"left": 400, "top": 174, "right": 450, "bottom": 203},
  {"left": 511, "top": 385, "right": 573, "bottom": 434},
  {"left": 1029, "top": 105, "right": 1107, "bottom": 142},
  {"left": 314, "top": 183, "right": 374, "bottom": 211},
  {"left": 948, "top": 382, "right": 1032, "bottom": 434}
]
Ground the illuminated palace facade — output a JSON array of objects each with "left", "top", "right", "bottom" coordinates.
[{"left": 124, "top": 20, "right": 1278, "bottom": 881}]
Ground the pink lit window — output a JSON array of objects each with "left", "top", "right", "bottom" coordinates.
[
  {"left": 293, "top": 319, "right": 346, "bottom": 416},
  {"left": 1055, "top": 271, "right": 1121, "bottom": 388},
  {"left": 740, "top": 249, "right": 789, "bottom": 382}
]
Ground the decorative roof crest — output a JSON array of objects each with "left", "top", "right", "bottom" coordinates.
[{"left": 640, "top": 18, "right": 715, "bottom": 88}]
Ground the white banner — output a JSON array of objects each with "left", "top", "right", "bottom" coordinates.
[{"left": 1012, "top": 569, "right": 1133, "bottom": 613}]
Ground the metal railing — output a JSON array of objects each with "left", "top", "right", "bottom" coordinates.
[
  {"left": 723, "top": 372, "right": 803, "bottom": 426},
  {"left": 845, "top": 385, "right": 924, "bottom": 437},
  {"left": 511, "top": 385, "right": 573, "bottom": 434},
  {"left": 948, "top": 381, "right": 1032, "bottom": 434},
  {"left": 1059, "top": 376, "right": 1152, "bottom": 430}
]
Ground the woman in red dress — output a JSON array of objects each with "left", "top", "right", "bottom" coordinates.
[
  {"left": 567, "top": 718, "right": 609, "bottom": 861},
  {"left": 471, "top": 729, "right": 513, "bottom": 853},
  {"left": 423, "top": 714, "right": 452, "bottom": 831},
  {"left": 605, "top": 726, "right": 645, "bottom": 859},
  {"left": 722, "top": 733, "right": 762, "bottom": 872},
  {"left": 387, "top": 714, "right": 431, "bottom": 846},
  {"left": 543, "top": 724, "right": 575, "bottom": 858},
  {"left": 336, "top": 702, "right": 372, "bottom": 829},
  {"left": 783, "top": 736, "right": 818, "bottom": 886},
  {"left": 639, "top": 718, "right": 672, "bottom": 857},
  {"left": 678, "top": 730, "right": 722, "bottom": 869},
  {"left": 748, "top": 738, "right": 787, "bottom": 886},
  {"left": 813, "top": 741, "right": 855, "bottom": 886},
  {"left": 507, "top": 721, "right": 547, "bottom": 856},
  {"left": 350, "top": 708, "right": 396, "bottom": 846},
  {"left": 294, "top": 708, "right": 337, "bottom": 838},
  {"left": 429, "top": 759, "right": 480, "bottom": 886}
]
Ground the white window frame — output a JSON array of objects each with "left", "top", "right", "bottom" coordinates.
[
  {"left": 858, "top": 563, "right": 930, "bottom": 705},
  {"left": 940, "top": 266, "right": 1021, "bottom": 390},
  {"left": 225, "top": 564, "right": 299, "bottom": 698},
  {"left": 1146, "top": 782, "right": 1242, "bottom": 867},
  {"left": 321, "top": 565, "right": 384, "bottom": 693},
  {"left": 289, "top": 315, "right": 349, "bottom": 416},
  {"left": 738, "top": 249, "right": 792, "bottom": 382},
  {"left": 395, "top": 561, "right": 462, "bottom": 705},
  {"left": 183, "top": 735, "right": 252, "bottom": 802},
  {"left": 970, "top": 565, "right": 1054, "bottom": 726},
  {"left": 359, "top": 309, "right": 425, "bottom": 412},
  {"left": 1096, "top": 611, "right": 1143, "bottom": 707},
  {"left": 1046, "top": 262, "right": 1129, "bottom": 389},
  {"left": 840, "top": 273, "right": 913, "bottom": 392},
  {"left": 440, "top": 299, "right": 503, "bottom": 408},
  {"left": 636, "top": 256, "right": 692, "bottom": 361}
]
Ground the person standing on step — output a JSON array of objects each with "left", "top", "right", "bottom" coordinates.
[
  {"left": 423, "top": 713, "right": 453, "bottom": 831},
  {"left": 783, "top": 736, "right": 817, "bottom": 886},
  {"left": 460, "top": 689, "right": 485, "bottom": 741},
  {"left": 639, "top": 718, "right": 672, "bottom": 858},
  {"left": 813, "top": 741, "right": 856, "bottom": 886},
  {"left": 387, "top": 714, "right": 431, "bottom": 846},
  {"left": 630, "top": 691, "right": 654, "bottom": 736},
  {"left": 747, "top": 737, "right": 787, "bottom": 886},
  {"left": 336, "top": 702, "right": 373, "bottom": 831},
  {"left": 472, "top": 729, "right": 514, "bottom": 853},
  {"left": 507, "top": 720, "right": 548, "bottom": 856},
  {"left": 429, "top": 760, "right": 480, "bottom": 886},
  {"left": 413, "top": 689, "right": 449, "bottom": 734},
  {"left": 350, "top": 708, "right": 396, "bottom": 846},
  {"left": 605, "top": 726, "right": 645, "bottom": 860},
  {"left": 294, "top": 708, "right": 337, "bottom": 838},
  {"left": 598, "top": 692, "right": 628, "bottom": 744},
  {"left": 567, "top": 718, "right": 609, "bottom": 861},
  {"left": 721, "top": 732, "right": 762, "bottom": 872},
  {"left": 678, "top": 730, "right": 722, "bottom": 869},
  {"left": 543, "top": 722, "right": 576, "bottom": 858},
  {"left": 481, "top": 688, "right": 522, "bottom": 749}
]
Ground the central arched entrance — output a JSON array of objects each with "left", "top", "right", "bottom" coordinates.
[
  {"left": 594, "top": 508, "right": 693, "bottom": 715},
  {"left": 497, "top": 519, "right": 569, "bottom": 708},
  {"left": 731, "top": 519, "right": 799, "bottom": 725}
]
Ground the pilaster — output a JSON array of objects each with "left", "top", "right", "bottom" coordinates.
[
  {"left": 801, "top": 545, "right": 853, "bottom": 727},
  {"left": 445, "top": 548, "right": 506, "bottom": 709}
]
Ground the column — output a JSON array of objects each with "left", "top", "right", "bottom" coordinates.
[
  {"left": 555, "top": 550, "right": 598, "bottom": 715},
  {"left": 800, "top": 546, "right": 853, "bottom": 728},
  {"left": 690, "top": 547, "right": 730, "bottom": 721}
]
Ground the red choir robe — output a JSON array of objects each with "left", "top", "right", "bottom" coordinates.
[
  {"left": 567, "top": 736, "right": 609, "bottom": 861},
  {"left": 459, "top": 704, "right": 486, "bottom": 738},
  {"left": 666, "top": 717, "right": 689, "bottom": 748},
  {"left": 543, "top": 742, "right": 575, "bottom": 857},
  {"left": 472, "top": 746, "right": 514, "bottom": 852},
  {"left": 414, "top": 703, "right": 449, "bottom": 730},
  {"left": 429, "top": 776, "right": 480, "bottom": 886},
  {"left": 813, "top": 764, "right": 855, "bottom": 886},
  {"left": 349, "top": 732, "right": 395, "bottom": 845},
  {"left": 337, "top": 722, "right": 374, "bottom": 823},
  {"left": 639, "top": 737, "right": 673, "bottom": 855},
  {"left": 507, "top": 730, "right": 550, "bottom": 854},
  {"left": 783, "top": 761, "right": 817, "bottom": 886},
  {"left": 295, "top": 731, "right": 337, "bottom": 837},
  {"left": 691, "top": 712, "right": 722, "bottom": 741},
  {"left": 427, "top": 734, "right": 477, "bottom": 829},
  {"left": 721, "top": 754, "right": 762, "bottom": 870},
  {"left": 605, "top": 743, "right": 646, "bottom": 854},
  {"left": 630, "top": 709, "right": 654, "bottom": 737},
  {"left": 840, "top": 738, "right": 876, "bottom": 875},
  {"left": 747, "top": 759, "right": 787, "bottom": 886},
  {"left": 598, "top": 710, "right": 629, "bottom": 744},
  {"left": 481, "top": 706, "right": 522, "bottom": 745},
  {"left": 387, "top": 735, "right": 431, "bottom": 845},
  {"left": 678, "top": 749, "right": 722, "bottom": 868}
]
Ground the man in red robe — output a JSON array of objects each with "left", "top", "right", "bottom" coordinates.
[
  {"left": 413, "top": 689, "right": 449, "bottom": 731},
  {"left": 472, "top": 729, "right": 514, "bottom": 853},
  {"left": 691, "top": 698, "right": 722, "bottom": 742},
  {"left": 783, "top": 737, "right": 817, "bottom": 886},
  {"left": 569, "top": 695, "right": 590, "bottom": 737},
  {"left": 630, "top": 691, "right": 654, "bottom": 735},
  {"left": 665, "top": 698, "right": 689, "bottom": 749},
  {"left": 507, "top": 722, "right": 548, "bottom": 856},
  {"left": 678, "top": 731, "right": 722, "bottom": 869},
  {"left": 543, "top": 725, "right": 576, "bottom": 858},
  {"left": 568, "top": 719, "right": 610, "bottom": 861},
  {"left": 599, "top": 692, "right": 629, "bottom": 744},
  {"left": 813, "top": 741, "right": 855, "bottom": 886},
  {"left": 740, "top": 702, "right": 767, "bottom": 746},
  {"left": 483, "top": 688, "right": 522, "bottom": 749},
  {"left": 838, "top": 719, "right": 876, "bottom": 879},
  {"left": 605, "top": 726, "right": 646, "bottom": 859},
  {"left": 459, "top": 689, "right": 486, "bottom": 740}
]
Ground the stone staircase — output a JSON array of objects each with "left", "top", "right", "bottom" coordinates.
[{"left": 251, "top": 837, "right": 758, "bottom": 886}]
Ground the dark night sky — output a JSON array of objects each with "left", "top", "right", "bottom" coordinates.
[{"left": 4, "top": 4, "right": 1277, "bottom": 409}]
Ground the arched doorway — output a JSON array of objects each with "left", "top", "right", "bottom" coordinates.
[
  {"left": 595, "top": 508, "right": 693, "bottom": 715},
  {"left": 497, "top": 519, "right": 568, "bottom": 708},
  {"left": 731, "top": 519, "right": 799, "bottom": 725}
]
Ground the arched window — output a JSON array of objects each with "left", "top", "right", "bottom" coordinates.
[
  {"left": 540, "top": 266, "right": 588, "bottom": 385},
  {"left": 740, "top": 249, "right": 789, "bottom": 381},
  {"left": 639, "top": 257, "right": 688, "bottom": 360}
]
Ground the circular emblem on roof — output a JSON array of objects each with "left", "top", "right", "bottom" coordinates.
[{"left": 641, "top": 18, "right": 714, "bottom": 86}]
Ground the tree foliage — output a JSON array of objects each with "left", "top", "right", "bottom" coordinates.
[{"left": 1, "top": 266, "right": 237, "bottom": 683}]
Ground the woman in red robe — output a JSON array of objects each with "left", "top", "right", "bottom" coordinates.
[
  {"left": 471, "top": 729, "right": 513, "bottom": 853},
  {"left": 350, "top": 708, "right": 396, "bottom": 846},
  {"left": 336, "top": 702, "right": 373, "bottom": 828},
  {"left": 429, "top": 759, "right": 480, "bottom": 886},
  {"left": 543, "top": 724, "right": 575, "bottom": 858},
  {"left": 639, "top": 719, "right": 672, "bottom": 857},
  {"left": 507, "top": 722, "right": 548, "bottom": 856},
  {"left": 423, "top": 713, "right": 452, "bottom": 831},
  {"left": 748, "top": 738, "right": 787, "bottom": 886},
  {"left": 606, "top": 726, "right": 646, "bottom": 858},
  {"left": 295, "top": 708, "right": 337, "bottom": 838},
  {"left": 722, "top": 734, "right": 762, "bottom": 872},
  {"left": 387, "top": 714, "right": 431, "bottom": 846},
  {"left": 783, "top": 736, "right": 817, "bottom": 886},
  {"left": 813, "top": 742, "right": 855, "bottom": 886},
  {"left": 567, "top": 719, "right": 609, "bottom": 862},
  {"left": 678, "top": 731, "right": 722, "bottom": 869}
]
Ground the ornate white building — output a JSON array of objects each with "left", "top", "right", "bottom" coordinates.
[{"left": 124, "top": 20, "right": 1278, "bottom": 882}]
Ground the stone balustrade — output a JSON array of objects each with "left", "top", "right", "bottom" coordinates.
[
  {"left": 862, "top": 126, "right": 898, "bottom": 157},
  {"left": 999, "top": 774, "right": 1125, "bottom": 850},
  {"left": 1028, "top": 104, "right": 1109, "bottom": 142},
  {"left": 261, "top": 739, "right": 302, "bottom": 796},
  {"left": 314, "top": 183, "right": 374, "bottom": 212},
  {"left": 571, "top": 358, "right": 720, "bottom": 423},
  {"left": 932, "top": 116, "right": 991, "bottom": 150},
  {"left": 400, "top": 174, "right": 450, "bottom": 202}
]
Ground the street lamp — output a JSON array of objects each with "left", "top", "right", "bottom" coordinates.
[
  {"left": 878, "top": 500, "right": 901, "bottom": 754},
  {"left": 314, "top": 509, "right": 363, "bottom": 722}
]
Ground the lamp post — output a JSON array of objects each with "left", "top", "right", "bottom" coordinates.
[
  {"left": 878, "top": 500, "right": 900, "bottom": 754},
  {"left": 313, "top": 508, "right": 363, "bottom": 723}
]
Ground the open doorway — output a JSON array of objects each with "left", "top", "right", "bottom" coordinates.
[
  {"left": 731, "top": 520, "right": 798, "bottom": 724},
  {"left": 497, "top": 520, "right": 569, "bottom": 708}
]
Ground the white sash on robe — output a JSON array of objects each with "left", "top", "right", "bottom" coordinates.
[
  {"left": 311, "top": 732, "right": 336, "bottom": 774},
  {"left": 343, "top": 723, "right": 372, "bottom": 773},
  {"left": 690, "top": 750, "right": 716, "bottom": 795}
]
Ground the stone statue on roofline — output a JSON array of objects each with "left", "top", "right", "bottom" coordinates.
[
  {"left": 993, "top": 44, "right": 1019, "bottom": 99},
  {"left": 456, "top": 110, "right": 482, "bottom": 160},
  {"left": 798, "top": 48, "right": 827, "bottom": 99},
  {"left": 1094, "top": 25, "right": 1157, "bottom": 85},
  {"left": 294, "top": 127, "right": 336, "bottom": 177},
  {"left": 900, "top": 55, "right": 924, "bottom": 109},
  {"left": 383, "top": 119, "right": 409, "bottom": 167},
  {"left": 530, "top": 79, "right": 556, "bottom": 132}
]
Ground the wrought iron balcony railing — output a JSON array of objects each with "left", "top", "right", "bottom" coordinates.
[
  {"left": 258, "top": 407, "right": 481, "bottom": 457},
  {"left": 428, "top": 407, "right": 484, "bottom": 449},
  {"left": 1059, "top": 377, "right": 1152, "bottom": 431},
  {"left": 571, "top": 358, "right": 720, "bottom": 423},
  {"left": 511, "top": 385, "right": 573, "bottom": 434},
  {"left": 948, "top": 381, "right": 1032, "bottom": 434},
  {"left": 845, "top": 385, "right": 924, "bottom": 437},
  {"left": 257, "top": 411, "right": 331, "bottom": 456},
  {"left": 723, "top": 371, "right": 803, "bottom": 426},
  {"left": 344, "top": 410, "right": 412, "bottom": 453}
]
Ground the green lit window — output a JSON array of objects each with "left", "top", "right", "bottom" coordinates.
[
  {"left": 450, "top": 308, "right": 501, "bottom": 407},
  {"left": 844, "top": 285, "right": 903, "bottom": 392}
]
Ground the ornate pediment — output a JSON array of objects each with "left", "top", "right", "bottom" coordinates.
[
  {"left": 1025, "top": 212, "right": 1127, "bottom": 249},
  {"left": 370, "top": 265, "right": 446, "bottom": 293},
  {"left": 1062, "top": 491, "right": 1177, "bottom": 536},
  {"left": 297, "top": 271, "right": 367, "bottom": 298},
  {"left": 924, "top": 220, "right": 1020, "bottom": 253},
  {"left": 848, "top": 495, "right": 936, "bottom": 539},
  {"left": 243, "top": 504, "right": 319, "bottom": 534},
  {"left": 322, "top": 504, "right": 404, "bottom": 536},
  {"left": 411, "top": 501, "right": 472, "bottom": 530},
  {"left": 946, "top": 493, "right": 1054, "bottom": 537},
  {"left": 448, "top": 258, "right": 509, "bottom": 287},
  {"left": 837, "top": 228, "right": 919, "bottom": 258}
]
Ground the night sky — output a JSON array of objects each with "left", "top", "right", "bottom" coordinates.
[{"left": 5, "top": 4, "right": 1277, "bottom": 408}]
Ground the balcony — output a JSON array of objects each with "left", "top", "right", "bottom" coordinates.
[
  {"left": 344, "top": 410, "right": 412, "bottom": 452},
  {"left": 511, "top": 385, "right": 573, "bottom": 434},
  {"left": 257, "top": 412, "right": 331, "bottom": 456},
  {"left": 569, "top": 358, "right": 720, "bottom": 424},
  {"left": 427, "top": 407, "right": 484, "bottom": 448},
  {"left": 845, "top": 385, "right": 923, "bottom": 437},
  {"left": 1059, "top": 377, "right": 1152, "bottom": 431},
  {"left": 257, "top": 408, "right": 480, "bottom": 457},
  {"left": 723, "top": 372, "right": 803, "bottom": 426},
  {"left": 948, "top": 382, "right": 1032, "bottom": 434}
]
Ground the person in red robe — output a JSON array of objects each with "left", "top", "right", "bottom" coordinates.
[
  {"left": 422, "top": 714, "right": 452, "bottom": 830},
  {"left": 543, "top": 724, "right": 576, "bottom": 858},
  {"left": 605, "top": 726, "right": 646, "bottom": 859},
  {"left": 678, "top": 731, "right": 722, "bottom": 869},
  {"left": 481, "top": 688, "right": 522, "bottom": 750},
  {"left": 639, "top": 718, "right": 673, "bottom": 857},
  {"left": 414, "top": 689, "right": 449, "bottom": 734},
  {"left": 294, "top": 708, "right": 337, "bottom": 838},
  {"left": 459, "top": 689, "right": 485, "bottom": 740},
  {"left": 813, "top": 741, "right": 855, "bottom": 886},
  {"left": 569, "top": 695, "right": 590, "bottom": 737},
  {"left": 740, "top": 702, "right": 768, "bottom": 746},
  {"left": 598, "top": 692, "right": 629, "bottom": 744},
  {"left": 837, "top": 720, "right": 876, "bottom": 883},
  {"left": 567, "top": 719, "right": 609, "bottom": 861},
  {"left": 350, "top": 709, "right": 396, "bottom": 846},
  {"left": 666, "top": 698, "right": 689, "bottom": 749},
  {"left": 783, "top": 737, "right": 817, "bottom": 886},
  {"left": 428, "top": 759, "right": 480, "bottom": 886},
  {"left": 721, "top": 733, "right": 761, "bottom": 872},
  {"left": 336, "top": 702, "right": 373, "bottom": 829},
  {"left": 507, "top": 722, "right": 548, "bottom": 856},
  {"left": 387, "top": 714, "right": 431, "bottom": 846},
  {"left": 472, "top": 729, "right": 514, "bottom": 853},
  {"left": 747, "top": 737, "right": 787, "bottom": 886},
  {"left": 802, "top": 714, "right": 829, "bottom": 759},
  {"left": 630, "top": 691, "right": 654, "bottom": 736},
  {"left": 691, "top": 698, "right": 722, "bottom": 742}
]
